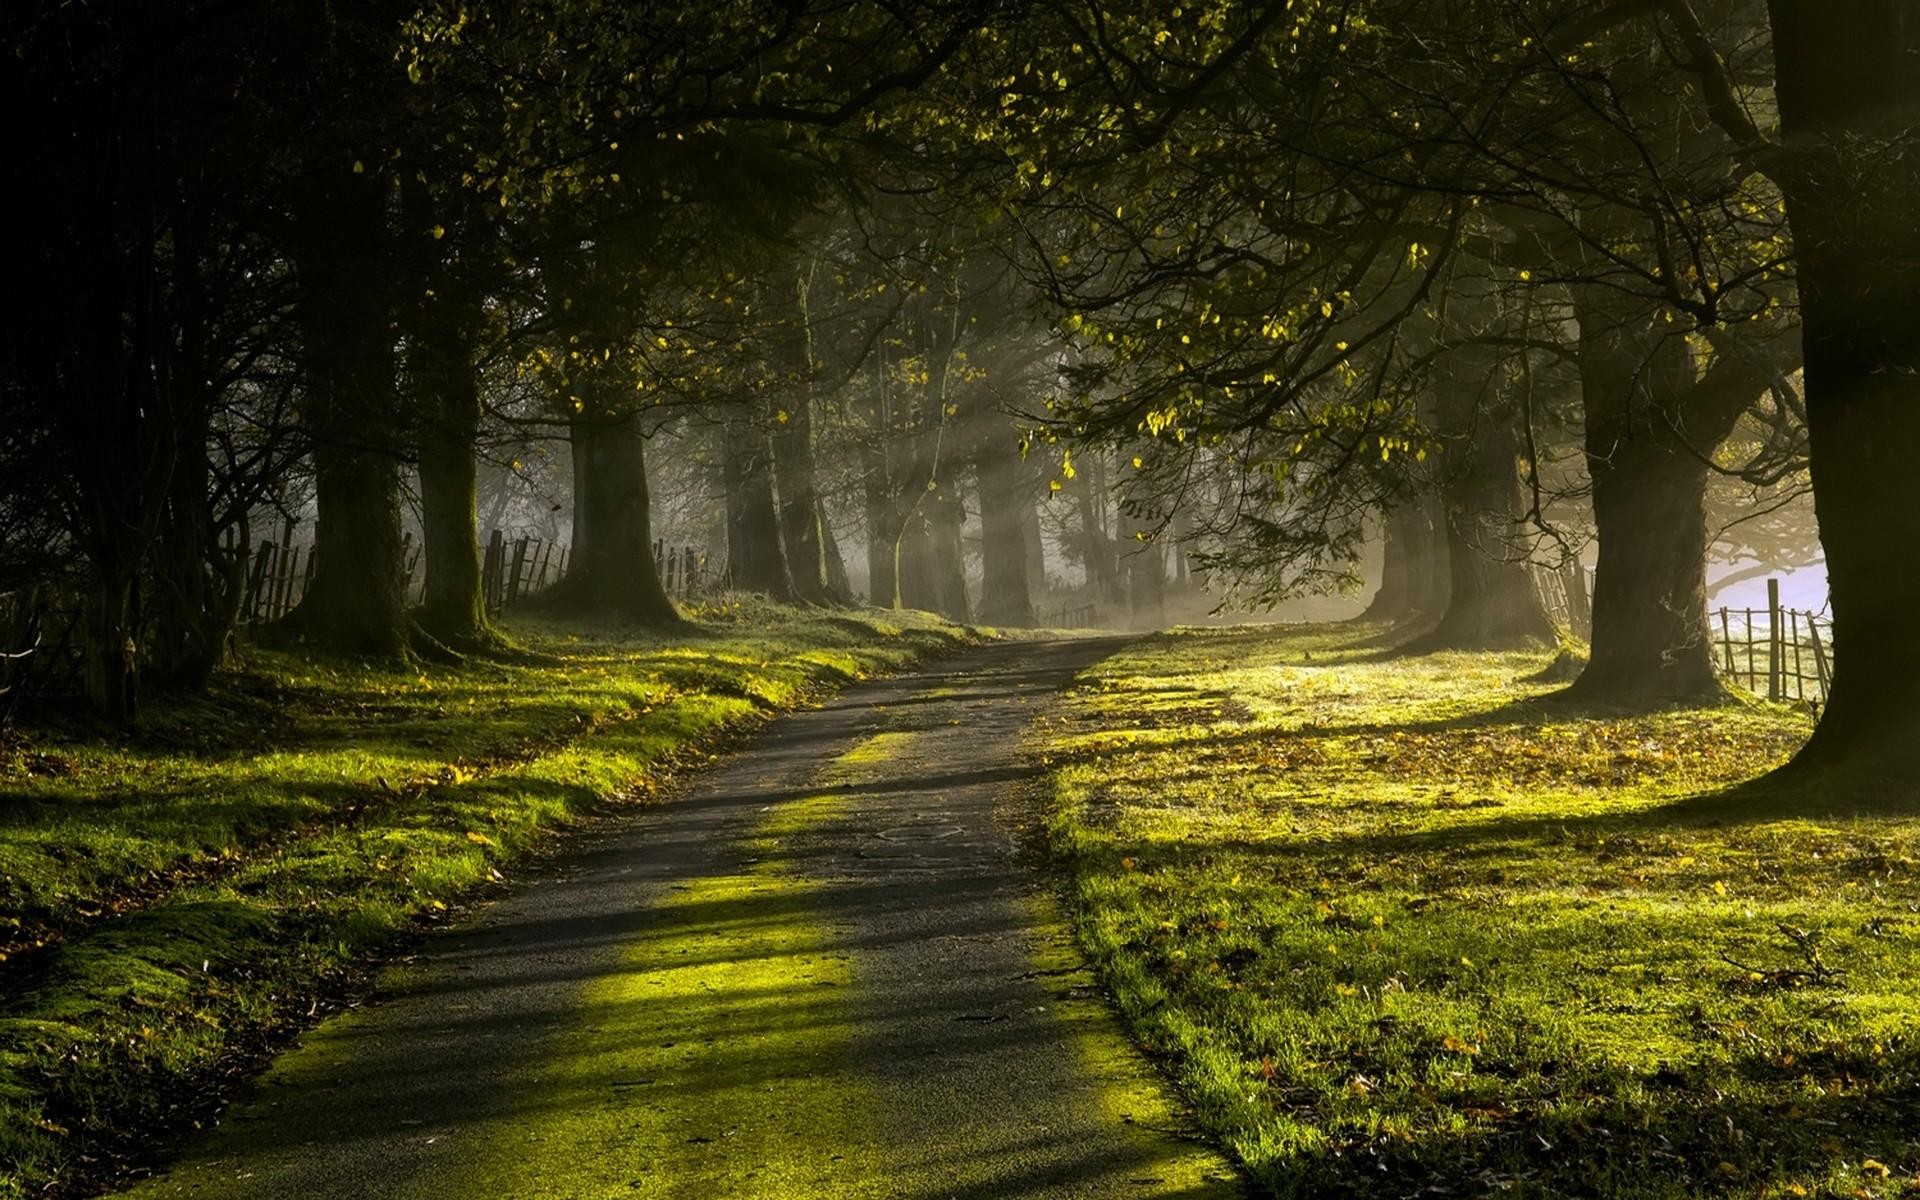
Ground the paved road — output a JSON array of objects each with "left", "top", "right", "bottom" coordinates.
[{"left": 120, "top": 638, "right": 1245, "bottom": 1199}]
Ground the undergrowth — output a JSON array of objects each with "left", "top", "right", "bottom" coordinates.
[{"left": 1037, "top": 621, "right": 1919, "bottom": 1199}]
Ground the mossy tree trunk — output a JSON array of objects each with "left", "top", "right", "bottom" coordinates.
[{"left": 410, "top": 288, "right": 491, "bottom": 647}]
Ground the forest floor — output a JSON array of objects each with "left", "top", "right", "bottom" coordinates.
[
  {"left": 0, "top": 601, "right": 984, "bottom": 1198},
  {"left": 87, "top": 636, "right": 1240, "bottom": 1199},
  {"left": 1035, "top": 621, "right": 1920, "bottom": 1199}
]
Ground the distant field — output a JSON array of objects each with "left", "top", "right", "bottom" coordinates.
[{"left": 1037, "top": 623, "right": 1918, "bottom": 1199}]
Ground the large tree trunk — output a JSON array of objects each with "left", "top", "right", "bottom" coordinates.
[
  {"left": 149, "top": 212, "right": 243, "bottom": 691},
  {"left": 411, "top": 291, "right": 492, "bottom": 647},
  {"left": 977, "top": 442, "right": 1037, "bottom": 626},
  {"left": 559, "top": 405, "right": 678, "bottom": 624},
  {"left": 723, "top": 408, "right": 795, "bottom": 600},
  {"left": 1574, "top": 444, "right": 1717, "bottom": 698},
  {"left": 150, "top": 390, "right": 244, "bottom": 691},
  {"left": 288, "top": 169, "right": 408, "bottom": 658},
  {"left": 1363, "top": 495, "right": 1449, "bottom": 624},
  {"left": 1416, "top": 348, "right": 1555, "bottom": 650},
  {"left": 1566, "top": 284, "right": 1756, "bottom": 701},
  {"left": 1768, "top": 1, "right": 1920, "bottom": 774}
]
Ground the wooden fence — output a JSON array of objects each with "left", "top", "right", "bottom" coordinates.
[
  {"left": 652, "top": 541, "right": 708, "bottom": 599},
  {"left": 1043, "top": 601, "right": 1099, "bottom": 630},
  {"left": 478, "top": 533, "right": 707, "bottom": 615},
  {"left": 241, "top": 523, "right": 315, "bottom": 627},
  {"left": 1714, "top": 578, "right": 1831, "bottom": 706},
  {"left": 480, "top": 530, "right": 569, "bottom": 614},
  {"left": 1536, "top": 560, "right": 1594, "bottom": 640}
]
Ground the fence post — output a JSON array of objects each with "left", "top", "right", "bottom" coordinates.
[
  {"left": 1718, "top": 607, "right": 1735, "bottom": 677},
  {"left": 246, "top": 542, "right": 276, "bottom": 624},
  {"left": 535, "top": 540, "right": 555, "bottom": 590},
  {"left": 1808, "top": 618, "right": 1833, "bottom": 701},
  {"left": 1766, "top": 578, "right": 1782, "bottom": 701},
  {"left": 1781, "top": 606, "right": 1797, "bottom": 702},
  {"left": 1743, "top": 608, "right": 1756, "bottom": 691},
  {"left": 507, "top": 536, "right": 530, "bottom": 609},
  {"left": 1563, "top": 561, "right": 1592, "bottom": 638},
  {"left": 273, "top": 546, "right": 299, "bottom": 619},
  {"left": 483, "top": 529, "right": 505, "bottom": 613}
]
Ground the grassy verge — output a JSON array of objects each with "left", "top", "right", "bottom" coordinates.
[
  {"left": 1036, "top": 622, "right": 1920, "bottom": 1199},
  {"left": 0, "top": 600, "right": 980, "bottom": 1197}
]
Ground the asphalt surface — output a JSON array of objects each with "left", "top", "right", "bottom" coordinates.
[{"left": 118, "top": 637, "right": 1245, "bottom": 1199}]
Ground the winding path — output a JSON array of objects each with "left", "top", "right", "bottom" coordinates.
[{"left": 121, "top": 638, "right": 1243, "bottom": 1199}]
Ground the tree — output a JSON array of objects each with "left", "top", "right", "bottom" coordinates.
[{"left": 1761, "top": 0, "right": 1920, "bottom": 775}]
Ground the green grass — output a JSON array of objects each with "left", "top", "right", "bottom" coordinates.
[
  {"left": 0, "top": 599, "right": 979, "bottom": 1198},
  {"left": 1036, "top": 621, "right": 1920, "bottom": 1199}
]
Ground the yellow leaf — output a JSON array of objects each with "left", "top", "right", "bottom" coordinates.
[
  {"left": 466, "top": 831, "right": 496, "bottom": 847},
  {"left": 1441, "top": 1036, "right": 1479, "bottom": 1055}
]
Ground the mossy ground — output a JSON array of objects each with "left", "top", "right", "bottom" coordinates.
[
  {"left": 1036, "top": 621, "right": 1920, "bottom": 1199},
  {"left": 0, "top": 600, "right": 977, "bottom": 1198}
]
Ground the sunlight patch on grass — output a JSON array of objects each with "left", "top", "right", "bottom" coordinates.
[{"left": 1037, "top": 623, "right": 1918, "bottom": 1199}]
